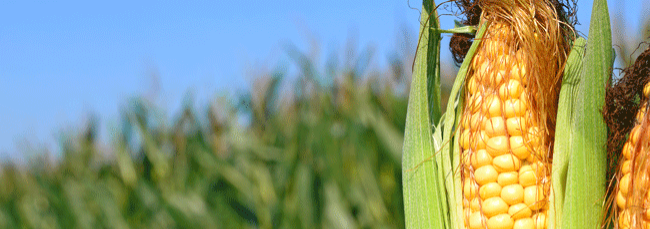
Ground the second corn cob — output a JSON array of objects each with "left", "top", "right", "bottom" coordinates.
[
  {"left": 615, "top": 83, "right": 650, "bottom": 229},
  {"left": 603, "top": 45, "right": 650, "bottom": 229}
]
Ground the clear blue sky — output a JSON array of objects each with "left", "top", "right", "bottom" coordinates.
[{"left": 0, "top": 0, "right": 646, "bottom": 158}]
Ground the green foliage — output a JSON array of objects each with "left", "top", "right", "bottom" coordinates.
[{"left": 0, "top": 41, "right": 412, "bottom": 228}]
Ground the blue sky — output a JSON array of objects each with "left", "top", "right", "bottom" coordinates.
[{"left": 0, "top": 0, "right": 646, "bottom": 157}]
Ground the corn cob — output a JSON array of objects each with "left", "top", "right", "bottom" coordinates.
[
  {"left": 461, "top": 28, "right": 549, "bottom": 229},
  {"left": 615, "top": 82, "right": 650, "bottom": 229},
  {"left": 459, "top": 1, "right": 570, "bottom": 228}
]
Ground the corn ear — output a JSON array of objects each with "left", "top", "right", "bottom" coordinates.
[{"left": 457, "top": 0, "right": 574, "bottom": 227}]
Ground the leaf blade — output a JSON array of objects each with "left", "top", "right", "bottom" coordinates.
[
  {"left": 401, "top": 1, "right": 447, "bottom": 228},
  {"left": 560, "top": 0, "right": 613, "bottom": 227}
]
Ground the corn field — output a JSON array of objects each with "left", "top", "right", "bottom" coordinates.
[{"left": 0, "top": 35, "right": 413, "bottom": 228}]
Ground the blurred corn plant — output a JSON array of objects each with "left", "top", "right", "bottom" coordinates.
[
  {"left": 612, "top": 1, "right": 650, "bottom": 68},
  {"left": 0, "top": 32, "right": 415, "bottom": 228}
]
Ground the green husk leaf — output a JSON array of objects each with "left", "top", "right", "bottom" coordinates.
[
  {"left": 401, "top": 0, "right": 447, "bottom": 228},
  {"left": 427, "top": 4, "right": 443, "bottom": 127},
  {"left": 560, "top": 0, "right": 613, "bottom": 227},
  {"left": 431, "top": 26, "right": 477, "bottom": 35},
  {"left": 549, "top": 37, "right": 587, "bottom": 229}
]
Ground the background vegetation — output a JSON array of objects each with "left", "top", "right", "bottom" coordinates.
[{"left": 0, "top": 30, "right": 417, "bottom": 228}]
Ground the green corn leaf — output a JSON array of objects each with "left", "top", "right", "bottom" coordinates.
[
  {"left": 560, "top": 0, "right": 613, "bottom": 227},
  {"left": 401, "top": 0, "right": 447, "bottom": 228},
  {"left": 549, "top": 37, "right": 587, "bottom": 229}
]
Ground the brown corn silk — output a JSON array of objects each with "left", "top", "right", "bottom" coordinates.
[
  {"left": 459, "top": 0, "right": 570, "bottom": 228},
  {"left": 449, "top": 0, "right": 577, "bottom": 66}
]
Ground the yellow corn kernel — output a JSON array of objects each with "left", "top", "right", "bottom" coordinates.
[
  {"left": 468, "top": 76, "right": 481, "bottom": 95},
  {"left": 499, "top": 79, "right": 524, "bottom": 100},
  {"left": 472, "top": 54, "right": 485, "bottom": 70},
  {"left": 506, "top": 117, "right": 527, "bottom": 136},
  {"left": 465, "top": 179, "right": 479, "bottom": 199},
  {"left": 510, "top": 63, "right": 527, "bottom": 85},
  {"left": 462, "top": 150, "right": 473, "bottom": 167},
  {"left": 483, "top": 197, "right": 509, "bottom": 217},
  {"left": 620, "top": 173, "right": 630, "bottom": 196},
  {"left": 504, "top": 99, "right": 526, "bottom": 118},
  {"left": 519, "top": 168, "right": 537, "bottom": 187},
  {"left": 637, "top": 108, "right": 646, "bottom": 123},
  {"left": 471, "top": 113, "right": 488, "bottom": 130},
  {"left": 616, "top": 191, "right": 626, "bottom": 209},
  {"left": 622, "top": 160, "right": 631, "bottom": 174},
  {"left": 498, "top": 172, "right": 519, "bottom": 187},
  {"left": 529, "top": 161, "right": 546, "bottom": 175},
  {"left": 623, "top": 142, "right": 633, "bottom": 160},
  {"left": 483, "top": 39, "right": 510, "bottom": 58},
  {"left": 487, "top": 214, "right": 514, "bottom": 229},
  {"left": 475, "top": 165, "right": 499, "bottom": 185},
  {"left": 483, "top": 95, "right": 504, "bottom": 117},
  {"left": 619, "top": 210, "right": 630, "bottom": 229},
  {"left": 501, "top": 184, "right": 525, "bottom": 205},
  {"left": 471, "top": 198, "right": 481, "bottom": 211},
  {"left": 509, "top": 203, "right": 532, "bottom": 220},
  {"left": 469, "top": 211, "right": 487, "bottom": 229},
  {"left": 462, "top": 130, "right": 489, "bottom": 150},
  {"left": 524, "top": 185, "right": 546, "bottom": 210},
  {"left": 525, "top": 127, "right": 542, "bottom": 149},
  {"left": 533, "top": 213, "right": 547, "bottom": 229},
  {"left": 480, "top": 182, "right": 503, "bottom": 199},
  {"left": 630, "top": 126, "right": 641, "bottom": 145},
  {"left": 471, "top": 149, "right": 494, "bottom": 168},
  {"left": 493, "top": 154, "right": 522, "bottom": 172},
  {"left": 474, "top": 60, "right": 490, "bottom": 82},
  {"left": 468, "top": 93, "right": 484, "bottom": 113},
  {"left": 510, "top": 136, "right": 531, "bottom": 159},
  {"left": 485, "top": 117, "right": 507, "bottom": 137},
  {"left": 513, "top": 218, "right": 535, "bottom": 229},
  {"left": 487, "top": 136, "right": 509, "bottom": 157}
]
